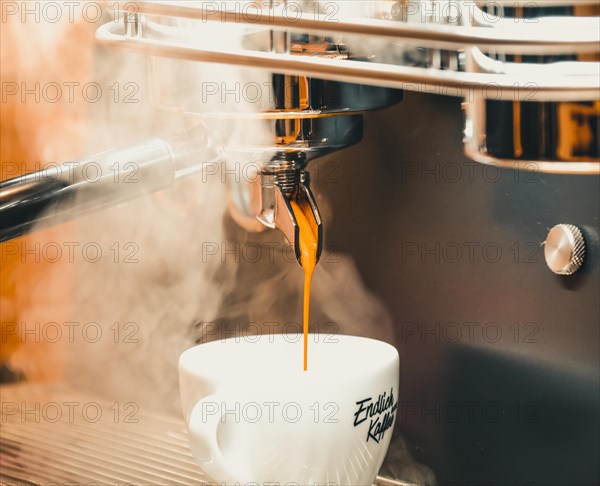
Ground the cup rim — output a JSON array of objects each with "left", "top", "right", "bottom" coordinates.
[{"left": 179, "top": 333, "right": 399, "bottom": 374}]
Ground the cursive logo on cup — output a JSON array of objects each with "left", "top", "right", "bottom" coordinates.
[{"left": 353, "top": 388, "right": 398, "bottom": 444}]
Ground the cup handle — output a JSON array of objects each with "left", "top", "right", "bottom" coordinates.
[{"left": 187, "top": 394, "right": 247, "bottom": 482}]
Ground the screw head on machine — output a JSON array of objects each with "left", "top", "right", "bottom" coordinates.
[{"left": 544, "top": 224, "right": 586, "bottom": 275}]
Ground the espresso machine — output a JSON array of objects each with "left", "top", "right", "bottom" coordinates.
[{"left": 1, "top": 1, "right": 598, "bottom": 485}]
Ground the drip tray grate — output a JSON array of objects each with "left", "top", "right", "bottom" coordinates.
[{"left": 0, "top": 383, "right": 209, "bottom": 485}]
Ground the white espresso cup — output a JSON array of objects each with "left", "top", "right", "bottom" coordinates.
[{"left": 179, "top": 334, "right": 399, "bottom": 486}]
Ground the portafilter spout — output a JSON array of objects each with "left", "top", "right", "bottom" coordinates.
[{"left": 250, "top": 152, "right": 323, "bottom": 266}]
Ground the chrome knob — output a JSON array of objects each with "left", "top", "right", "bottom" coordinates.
[{"left": 544, "top": 224, "right": 586, "bottom": 275}]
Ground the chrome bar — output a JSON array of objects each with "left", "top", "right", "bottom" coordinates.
[
  {"left": 109, "top": 1, "right": 600, "bottom": 55},
  {"left": 97, "top": 22, "right": 599, "bottom": 101},
  {"left": 463, "top": 146, "right": 600, "bottom": 175}
]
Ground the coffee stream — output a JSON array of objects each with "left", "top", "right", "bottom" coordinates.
[{"left": 289, "top": 199, "right": 318, "bottom": 371}]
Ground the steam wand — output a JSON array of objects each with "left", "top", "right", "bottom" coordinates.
[{"left": 0, "top": 134, "right": 220, "bottom": 243}]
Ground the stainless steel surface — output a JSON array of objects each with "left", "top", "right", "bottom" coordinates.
[
  {"left": 0, "top": 135, "right": 217, "bottom": 243},
  {"left": 0, "top": 383, "right": 406, "bottom": 485},
  {"left": 133, "top": 7, "right": 402, "bottom": 260},
  {"left": 463, "top": 101, "right": 600, "bottom": 173},
  {"left": 0, "top": 383, "right": 210, "bottom": 485},
  {"left": 462, "top": 41, "right": 599, "bottom": 175},
  {"left": 108, "top": 1, "right": 600, "bottom": 55},
  {"left": 544, "top": 224, "right": 586, "bottom": 275},
  {"left": 96, "top": 21, "right": 600, "bottom": 102},
  {"left": 234, "top": 156, "right": 324, "bottom": 265},
  {"left": 96, "top": 1, "right": 600, "bottom": 178},
  {"left": 463, "top": 145, "right": 600, "bottom": 175}
]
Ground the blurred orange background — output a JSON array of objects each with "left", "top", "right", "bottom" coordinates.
[{"left": 1, "top": 4, "right": 97, "bottom": 381}]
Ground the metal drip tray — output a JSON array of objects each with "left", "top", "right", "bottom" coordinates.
[
  {"left": 0, "top": 384, "right": 416, "bottom": 486},
  {"left": 0, "top": 384, "right": 210, "bottom": 485}
]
